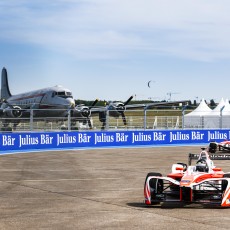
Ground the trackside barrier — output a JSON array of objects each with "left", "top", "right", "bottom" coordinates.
[{"left": 0, "top": 129, "right": 230, "bottom": 153}]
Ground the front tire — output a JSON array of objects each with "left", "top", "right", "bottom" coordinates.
[
  {"left": 222, "top": 173, "right": 230, "bottom": 192},
  {"left": 145, "top": 172, "right": 163, "bottom": 204}
]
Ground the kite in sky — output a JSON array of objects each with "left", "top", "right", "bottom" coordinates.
[{"left": 147, "top": 80, "right": 155, "bottom": 88}]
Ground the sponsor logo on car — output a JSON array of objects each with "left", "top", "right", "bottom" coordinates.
[{"left": 181, "top": 180, "right": 191, "bottom": 183}]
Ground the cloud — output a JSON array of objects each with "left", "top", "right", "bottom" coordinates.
[{"left": 1, "top": 0, "right": 230, "bottom": 61}]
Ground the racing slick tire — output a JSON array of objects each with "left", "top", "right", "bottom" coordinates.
[
  {"left": 145, "top": 172, "right": 163, "bottom": 205},
  {"left": 208, "top": 142, "right": 218, "bottom": 153},
  {"left": 222, "top": 173, "right": 230, "bottom": 192}
]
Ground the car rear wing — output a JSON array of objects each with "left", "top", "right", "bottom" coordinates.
[{"left": 188, "top": 153, "right": 230, "bottom": 165}]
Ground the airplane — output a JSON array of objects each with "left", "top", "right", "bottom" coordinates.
[
  {"left": 0, "top": 67, "right": 98, "bottom": 130},
  {"left": 92, "top": 96, "right": 190, "bottom": 130},
  {"left": 0, "top": 67, "right": 189, "bottom": 131}
]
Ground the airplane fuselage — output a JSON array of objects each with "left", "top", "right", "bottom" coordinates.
[{"left": 4, "top": 86, "right": 75, "bottom": 118}]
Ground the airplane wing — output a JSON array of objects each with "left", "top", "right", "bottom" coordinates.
[{"left": 90, "top": 96, "right": 190, "bottom": 129}]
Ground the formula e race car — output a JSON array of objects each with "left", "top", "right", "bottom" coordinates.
[
  {"left": 214, "top": 140, "right": 230, "bottom": 152},
  {"left": 207, "top": 140, "right": 230, "bottom": 153},
  {"left": 144, "top": 148, "right": 230, "bottom": 207}
]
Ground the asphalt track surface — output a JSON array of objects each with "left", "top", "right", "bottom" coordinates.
[{"left": 0, "top": 146, "right": 230, "bottom": 230}]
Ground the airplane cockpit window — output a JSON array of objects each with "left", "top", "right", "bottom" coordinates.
[
  {"left": 58, "top": 92, "right": 66, "bottom": 96},
  {"left": 66, "top": 92, "right": 72, "bottom": 96},
  {"left": 54, "top": 91, "right": 73, "bottom": 98}
]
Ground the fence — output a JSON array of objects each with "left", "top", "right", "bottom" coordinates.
[{"left": 1, "top": 108, "right": 230, "bottom": 132}]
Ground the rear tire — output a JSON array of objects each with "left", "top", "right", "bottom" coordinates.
[{"left": 208, "top": 142, "right": 218, "bottom": 153}]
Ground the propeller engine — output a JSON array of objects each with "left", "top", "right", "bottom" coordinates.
[
  {"left": 72, "top": 99, "right": 98, "bottom": 129},
  {"left": 0, "top": 100, "right": 23, "bottom": 118},
  {"left": 116, "top": 95, "right": 133, "bottom": 125},
  {"left": 4, "top": 106, "right": 23, "bottom": 118},
  {"left": 100, "top": 96, "right": 133, "bottom": 129},
  {"left": 73, "top": 105, "right": 91, "bottom": 117}
]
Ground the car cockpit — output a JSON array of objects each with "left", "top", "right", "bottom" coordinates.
[{"left": 196, "top": 159, "right": 209, "bottom": 172}]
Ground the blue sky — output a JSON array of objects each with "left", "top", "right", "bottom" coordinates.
[{"left": 0, "top": 0, "right": 230, "bottom": 103}]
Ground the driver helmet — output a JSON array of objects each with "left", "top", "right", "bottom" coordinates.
[{"left": 196, "top": 160, "right": 208, "bottom": 172}]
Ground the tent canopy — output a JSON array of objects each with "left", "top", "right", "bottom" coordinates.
[{"left": 184, "top": 98, "right": 212, "bottom": 128}]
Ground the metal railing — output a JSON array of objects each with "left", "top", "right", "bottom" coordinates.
[
  {"left": 0, "top": 108, "right": 183, "bottom": 132},
  {"left": 1, "top": 108, "right": 230, "bottom": 132}
]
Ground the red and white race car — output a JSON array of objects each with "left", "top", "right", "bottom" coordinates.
[
  {"left": 144, "top": 148, "right": 230, "bottom": 207},
  {"left": 209, "top": 140, "right": 230, "bottom": 153},
  {"left": 217, "top": 140, "right": 230, "bottom": 152}
]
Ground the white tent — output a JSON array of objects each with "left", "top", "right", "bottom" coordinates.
[
  {"left": 184, "top": 98, "right": 212, "bottom": 128},
  {"left": 204, "top": 98, "right": 225, "bottom": 128}
]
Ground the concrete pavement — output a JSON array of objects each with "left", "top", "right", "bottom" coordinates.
[{"left": 0, "top": 146, "right": 229, "bottom": 229}]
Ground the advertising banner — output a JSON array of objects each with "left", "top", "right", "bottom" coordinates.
[{"left": 0, "top": 129, "right": 230, "bottom": 153}]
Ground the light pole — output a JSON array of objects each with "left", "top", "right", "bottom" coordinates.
[
  {"left": 182, "top": 105, "right": 188, "bottom": 129},
  {"left": 220, "top": 105, "right": 225, "bottom": 129}
]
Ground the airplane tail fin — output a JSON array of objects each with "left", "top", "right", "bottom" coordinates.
[{"left": 1, "top": 67, "right": 12, "bottom": 100}]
